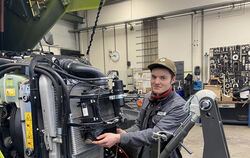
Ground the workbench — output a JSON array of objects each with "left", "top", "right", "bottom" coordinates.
[{"left": 217, "top": 101, "right": 249, "bottom": 127}]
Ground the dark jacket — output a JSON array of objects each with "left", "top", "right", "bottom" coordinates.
[{"left": 120, "top": 91, "right": 188, "bottom": 158}]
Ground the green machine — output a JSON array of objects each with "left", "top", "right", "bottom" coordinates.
[
  {"left": 1, "top": 0, "right": 102, "bottom": 51},
  {"left": 0, "top": 1, "right": 126, "bottom": 158},
  {"left": 0, "top": 73, "right": 28, "bottom": 104}
]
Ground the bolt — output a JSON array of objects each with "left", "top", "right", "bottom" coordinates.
[
  {"left": 200, "top": 100, "right": 212, "bottom": 111},
  {"left": 25, "top": 149, "right": 34, "bottom": 157},
  {"left": 23, "top": 95, "right": 29, "bottom": 102}
]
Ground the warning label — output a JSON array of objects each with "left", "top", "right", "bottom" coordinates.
[
  {"left": 25, "top": 113, "right": 34, "bottom": 149},
  {"left": 5, "top": 88, "right": 15, "bottom": 96}
]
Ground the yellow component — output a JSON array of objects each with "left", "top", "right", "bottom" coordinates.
[
  {"left": 25, "top": 113, "right": 34, "bottom": 149},
  {"left": 28, "top": 0, "right": 36, "bottom": 17},
  {"left": 66, "top": 0, "right": 105, "bottom": 12},
  {"left": 0, "top": 150, "right": 4, "bottom": 158},
  {"left": 5, "top": 88, "right": 15, "bottom": 96}
]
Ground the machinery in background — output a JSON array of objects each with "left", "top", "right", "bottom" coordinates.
[
  {"left": 209, "top": 44, "right": 250, "bottom": 101},
  {"left": 193, "top": 66, "right": 202, "bottom": 92},
  {"left": 153, "top": 90, "right": 230, "bottom": 158},
  {"left": 183, "top": 65, "right": 202, "bottom": 101},
  {"left": 0, "top": 52, "right": 125, "bottom": 158}
]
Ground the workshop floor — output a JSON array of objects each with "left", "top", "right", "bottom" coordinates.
[{"left": 181, "top": 124, "right": 250, "bottom": 158}]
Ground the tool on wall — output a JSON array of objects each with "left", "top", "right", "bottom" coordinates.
[
  {"left": 209, "top": 44, "right": 250, "bottom": 100},
  {"left": 109, "top": 26, "right": 120, "bottom": 62}
]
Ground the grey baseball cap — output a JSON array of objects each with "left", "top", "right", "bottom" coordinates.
[{"left": 148, "top": 57, "right": 176, "bottom": 76}]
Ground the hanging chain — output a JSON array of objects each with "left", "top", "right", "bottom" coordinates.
[{"left": 86, "top": 0, "right": 104, "bottom": 55}]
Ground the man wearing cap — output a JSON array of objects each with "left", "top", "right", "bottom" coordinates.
[{"left": 93, "top": 57, "right": 188, "bottom": 158}]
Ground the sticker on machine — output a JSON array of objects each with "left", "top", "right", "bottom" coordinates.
[{"left": 5, "top": 88, "right": 15, "bottom": 96}]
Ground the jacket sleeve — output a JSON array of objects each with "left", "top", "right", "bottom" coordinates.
[
  {"left": 125, "top": 93, "right": 151, "bottom": 132},
  {"left": 120, "top": 100, "right": 187, "bottom": 147}
]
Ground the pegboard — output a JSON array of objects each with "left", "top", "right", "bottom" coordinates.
[{"left": 209, "top": 44, "right": 250, "bottom": 96}]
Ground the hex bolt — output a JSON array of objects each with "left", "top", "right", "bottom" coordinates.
[
  {"left": 200, "top": 100, "right": 212, "bottom": 111},
  {"left": 25, "top": 148, "right": 34, "bottom": 157}
]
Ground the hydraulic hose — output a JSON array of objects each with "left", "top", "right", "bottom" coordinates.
[
  {"left": 0, "top": 66, "right": 22, "bottom": 77},
  {"left": 0, "top": 58, "right": 14, "bottom": 65}
]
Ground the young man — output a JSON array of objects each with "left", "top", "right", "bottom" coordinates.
[{"left": 93, "top": 57, "right": 188, "bottom": 158}]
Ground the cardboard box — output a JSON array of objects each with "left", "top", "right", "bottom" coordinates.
[
  {"left": 221, "top": 93, "right": 233, "bottom": 102},
  {"left": 204, "top": 85, "right": 221, "bottom": 101},
  {"left": 135, "top": 71, "right": 151, "bottom": 94}
]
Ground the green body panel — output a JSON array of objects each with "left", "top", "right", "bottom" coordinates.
[
  {"left": 0, "top": 74, "right": 28, "bottom": 103},
  {"left": 66, "top": 0, "right": 103, "bottom": 12},
  {"left": 4, "top": 0, "right": 66, "bottom": 51},
  {"left": 3, "top": 0, "right": 101, "bottom": 51}
]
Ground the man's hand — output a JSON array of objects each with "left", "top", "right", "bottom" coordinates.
[
  {"left": 117, "top": 128, "right": 126, "bottom": 134},
  {"left": 92, "top": 133, "right": 121, "bottom": 148}
]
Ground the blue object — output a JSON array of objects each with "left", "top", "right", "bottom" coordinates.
[
  {"left": 176, "top": 90, "right": 184, "bottom": 98},
  {"left": 193, "top": 81, "right": 202, "bottom": 91}
]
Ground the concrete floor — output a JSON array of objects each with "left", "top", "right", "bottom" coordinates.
[{"left": 181, "top": 124, "right": 250, "bottom": 158}]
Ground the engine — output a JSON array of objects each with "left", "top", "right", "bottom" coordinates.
[{"left": 0, "top": 52, "right": 124, "bottom": 158}]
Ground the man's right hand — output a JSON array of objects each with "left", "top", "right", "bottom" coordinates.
[{"left": 117, "top": 128, "right": 126, "bottom": 134}]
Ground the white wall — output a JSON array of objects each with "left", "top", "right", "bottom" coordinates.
[
  {"left": 42, "top": 20, "right": 79, "bottom": 55},
  {"left": 204, "top": 5, "right": 250, "bottom": 51},
  {"left": 80, "top": 1, "right": 250, "bottom": 88},
  {"left": 87, "top": 0, "right": 232, "bottom": 26},
  {"left": 158, "top": 15, "right": 192, "bottom": 73}
]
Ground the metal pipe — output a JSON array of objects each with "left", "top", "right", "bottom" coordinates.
[
  {"left": 201, "top": 10, "right": 204, "bottom": 83},
  {"left": 191, "top": 14, "right": 194, "bottom": 74},
  {"left": 102, "top": 27, "right": 106, "bottom": 73},
  {"left": 125, "top": 23, "right": 129, "bottom": 68},
  {"left": 70, "top": 0, "right": 250, "bottom": 33},
  {"left": 86, "top": 11, "right": 90, "bottom": 47},
  {"left": 114, "top": 26, "right": 116, "bottom": 51}
]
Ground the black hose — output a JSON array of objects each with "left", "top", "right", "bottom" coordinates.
[
  {"left": 0, "top": 63, "right": 27, "bottom": 71},
  {"left": 0, "top": 58, "right": 14, "bottom": 65},
  {"left": 55, "top": 69, "right": 109, "bottom": 83},
  {"left": 0, "top": 66, "right": 22, "bottom": 77}
]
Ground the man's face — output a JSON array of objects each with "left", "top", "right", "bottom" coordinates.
[{"left": 151, "top": 68, "right": 176, "bottom": 96}]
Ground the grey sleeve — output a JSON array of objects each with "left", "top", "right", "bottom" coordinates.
[
  {"left": 125, "top": 94, "right": 151, "bottom": 132},
  {"left": 120, "top": 103, "right": 187, "bottom": 147},
  {"left": 125, "top": 107, "right": 144, "bottom": 132}
]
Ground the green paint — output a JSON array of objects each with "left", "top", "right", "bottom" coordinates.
[
  {"left": 0, "top": 150, "right": 4, "bottom": 158},
  {"left": 66, "top": 0, "right": 103, "bottom": 12},
  {"left": 3, "top": 0, "right": 102, "bottom": 51}
]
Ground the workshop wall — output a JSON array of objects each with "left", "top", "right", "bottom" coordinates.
[
  {"left": 158, "top": 15, "right": 192, "bottom": 74},
  {"left": 80, "top": 0, "right": 250, "bottom": 90},
  {"left": 81, "top": 24, "right": 142, "bottom": 86},
  {"left": 204, "top": 6, "right": 250, "bottom": 52},
  {"left": 43, "top": 20, "right": 79, "bottom": 55},
  {"left": 86, "top": 0, "right": 231, "bottom": 26}
]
